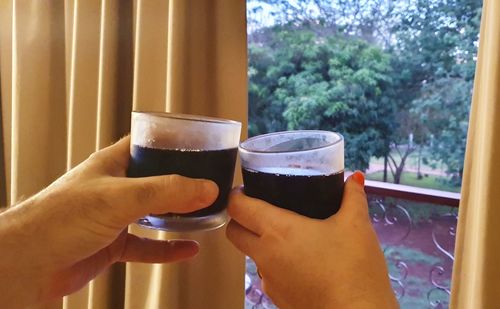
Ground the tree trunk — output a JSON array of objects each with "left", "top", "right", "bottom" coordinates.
[
  {"left": 417, "top": 146, "right": 423, "bottom": 179},
  {"left": 388, "top": 144, "right": 415, "bottom": 184},
  {"left": 383, "top": 154, "right": 388, "bottom": 182},
  {"left": 394, "top": 166, "right": 404, "bottom": 184}
]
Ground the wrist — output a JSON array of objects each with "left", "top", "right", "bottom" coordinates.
[{"left": 0, "top": 206, "right": 33, "bottom": 306}]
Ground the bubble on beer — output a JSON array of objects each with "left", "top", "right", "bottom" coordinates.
[
  {"left": 131, "top": 112, "right": 240, "bottom": 151},
  {"left": 257, "top": 166, "right": 324, "bottom": 176},
  {"left": 265, "top": 137, "right": 324, "bottom": 152},
  {"left": 239, "top": 131, "right": 344, "bottom": 175}
]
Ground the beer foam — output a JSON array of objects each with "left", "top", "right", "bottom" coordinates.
[
  {"left": 256, "top": 166, "right": 326, "bottom": 176},
  {"left": 131, "top": 113, "right": 241, "bottom": 150}
]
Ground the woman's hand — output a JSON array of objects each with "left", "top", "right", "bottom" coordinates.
[
  {"left": 0, "top": 136, "right": 219, "bottom": 307},
  {"left": 226, "top": 172, "right": 398, "bottom": 309}
]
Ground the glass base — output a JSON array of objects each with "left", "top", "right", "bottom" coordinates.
[{"left": 135, "top": 210, "right": 228, "bottom": 232}]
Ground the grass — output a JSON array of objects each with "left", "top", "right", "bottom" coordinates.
[
  {"left": 385, "top": 245, "right": 441, "bottom": 266},
  {"left": 384, "top": 246, "right": 451, "bottom": 308},
  {"left": 366, "top": 171, "right": 461, "bottom": 193},
  {"left": 370, "top": 147, "right": 448, "bottom": 172}
]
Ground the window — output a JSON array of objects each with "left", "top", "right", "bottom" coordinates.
[{"left": 245, "top": 1, "right": 482, "bottom": 307}]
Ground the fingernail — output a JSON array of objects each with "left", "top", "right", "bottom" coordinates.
[
  {"left": 199, "top": 180, "right": 219, "bottom": 204},
  {"left": 352, "top": 171, "right": 365, "bottom": 186}
]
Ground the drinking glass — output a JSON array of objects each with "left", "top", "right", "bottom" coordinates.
[
  {"left": 239, "top": 130, "right": 344, "bottom": 219},
  {"left": 128, "top": 111, "right": 241, "bottom": 231}
]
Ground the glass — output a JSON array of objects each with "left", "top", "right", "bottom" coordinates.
[
  {"left": 128, "top": 111, "right": 241, "bottom": 232},
  {"left": 239, "top": 130, "right": 344, "bottom": 219}
]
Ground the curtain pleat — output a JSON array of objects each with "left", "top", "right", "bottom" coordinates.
[
  {"left": 125, "top": 1, "right": 247, "bottom": 308},
  {"left": 0, "top": 74, "right": 5, "bottom": 208},
  {"left": 450, "top": 1, "right": 500, "bottom": 308},
  {"left": 66, "top": 0, "right": 100, "bottom": 169},
  {"left": 1, "top": 0, "right": 247, "bottom": 308},
  {"left": 9, "top": 0, "right": 67, "bottom": 204},
  {"left": 63, "top": 2, "right": 101, "bottom": 305},
  {"left": 0, "top": 0, "right": 13, "bottom": 206},
  {"left": 132, "top": 0, "right": 169, "bottom": 112}
]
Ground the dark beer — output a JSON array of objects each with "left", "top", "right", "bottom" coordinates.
[
  {"left": 242, "top": 167, "right": 344, "bottom": 219},
  {"left": 128, "top": 145, "right": 238, "bottom": 217}
]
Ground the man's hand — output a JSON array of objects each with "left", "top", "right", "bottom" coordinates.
[{"left": 0, "top": 136, "right": 219, "bottom": 307}]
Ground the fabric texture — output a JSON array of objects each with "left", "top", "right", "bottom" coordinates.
[
  {"left": 0, "top": 1, "right": 247, "bottom": 308},
  {"left": 450, "top": 1, "right": 500, "bottom": 308}
]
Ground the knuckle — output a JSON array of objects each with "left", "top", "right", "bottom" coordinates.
[
  {"left": 260, "top": 230, "right": 280, "bottom": 244},
  {"left": 225, "top": 222, "right": 235, "bottom": 240},
  {"left": 261, "top": 281, "right": 272, "bottom": 297},
  {"left": 135, "top": 182, "right": 157, "bottom": 203},
  {"left": 165, "top": 174, "right": 195, "bottom": 198},
  {"left": 246, "top": 205, "right": 261, "bottom": 223},
  {"left": 88, "top": 151, "right": 104, "bottom": 163},
  {"left": 87, "top": 151, "right": 117, "bottom": 174},
  {"left": 72, "top": 189, "right": 124, "bottom": 234},
  {"left": 231, "top": 195, "right": 244, "bottom": 209},
  {"left": 168, "top": 174, "right": 203, "bottom": 201},
  {"left": 230, "top": 189, "right": 245, "bottom": 204},
  {"left": 165, "top": 174, "right": 184, "bottom": 191},
  {"left": 227, "top": 201, "right": 239, "bottom": 218}
]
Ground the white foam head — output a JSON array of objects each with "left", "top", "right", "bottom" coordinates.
[
  {"left": 257, "top": 167, "right": 325, "bottom": 176},
  {"left": 239, "top": 130, "right": 344, "bottom": 175},
  {"left": 131, "top": 112, "right": 241, "bottom": 150}
]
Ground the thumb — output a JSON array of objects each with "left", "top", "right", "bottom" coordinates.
[
  {"left": 111, "top": 175, "right": 219, "bottom": 221},
  {"left": 331, "top": 171, "right": 368, "bottom": 220}
]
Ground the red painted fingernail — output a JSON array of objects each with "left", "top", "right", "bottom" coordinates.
[{"left": 352, "top": 171, "right": 365, "bottom": 186}]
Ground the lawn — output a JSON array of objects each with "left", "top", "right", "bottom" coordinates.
[
  {"left": 370, "top": 147, "right": 448, "bottom": 173},
  {"left": 365, "top": 171, "right": 461, "bottom": 193}
]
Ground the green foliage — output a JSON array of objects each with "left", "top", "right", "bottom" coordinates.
[
  {"left": 391, "top": 0, "right": 482, "bottom": 184},
  {"left": 249, "top": 28, "right": 396, "bottom": 170},
  {"left": 247, "top": 0, "right": 482, "bottom": 185},
  {"left": 412, "top": 78, "right": 472, "bottom": 184}
]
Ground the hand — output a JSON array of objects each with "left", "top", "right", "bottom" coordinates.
[
  {"left": 0, "top": 136, "right": 219, "bottom": 307},
  {"left": 226, "top": 172, "right": 398, "bottom": 309}
]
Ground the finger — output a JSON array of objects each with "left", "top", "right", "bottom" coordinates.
[
  {"left": 332, "top": 171, "right": 368, "bottom": 220},
  {"left": 227, "top": 187, "right": 300, "bottom": 236},
  {"left": 48, "top": 232, "right": 199, "bottom": 298},
  {"left": 225, "top": 220, "right": 261, "bottom": 258},
  {"left": 88, "top": 135, "right": 131, "bottom": 176},
  {"left": 48, "top": 230, "right": 128, "bottom": 298},
  {"left": 112, "top": 175, "right": 219, "bottom": 220},
  {"left": 118, "top": 234, "right": 199, "bottom": 263}
]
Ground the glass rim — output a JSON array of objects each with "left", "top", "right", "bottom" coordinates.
[
  {"left": 132, "top": 111, "right": 241, "bottom": 126},
  {"left": 239, "top": 130, "right": 343, "bottom": 154}
]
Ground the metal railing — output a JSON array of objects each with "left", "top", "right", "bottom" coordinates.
[
  {"left": 245, "top": 181, "right": 460, "bottom": 309},
  {"left": 365, "top": 180, "right": 460, "bottom": 207},
  {"left": 366, "top": 181, "right": 459, "bottom": 308}
]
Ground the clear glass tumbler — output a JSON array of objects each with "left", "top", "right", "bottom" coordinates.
[
  {"left": 128, "top": 112, "right": 241, "bottom": 232},
  {"left": 239, "top": 130, "right": 344, "bottom": 219}
]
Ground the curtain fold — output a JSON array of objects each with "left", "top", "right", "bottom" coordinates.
[
  {"left": 125, "top": 1, "right": 247, "bottom": 308},
  {"left": 0, "top": 0, "right": 247, "bottom": 308},
  {"left": 450, "top": 1, "right": 500, "bottom": 308},
  {"left": 0, "top": 0, "right": 13, "bottom": 206}
]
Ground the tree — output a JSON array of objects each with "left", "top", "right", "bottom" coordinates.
[
  {"left": 247, "top": 0, "right": 482, "bottom": 186},
  {"left": 391, "top": 0, "right": 482, "bottom": 184},
  {"left": 412, "top": 78, "right": 472, "bottom": 184},
  {"left": 249, "top": 26, "right": 396, "bottom": 171},
  {"left": 247, "top": 0, "right": 402, "bottom": 45}
]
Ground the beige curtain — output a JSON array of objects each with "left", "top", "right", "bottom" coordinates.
[
  {"left": 0, "top": 1, "right": 248, "bottom": 308},
  {"left": 451, "top": 1, "right": 500, "bottom": 308}
]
